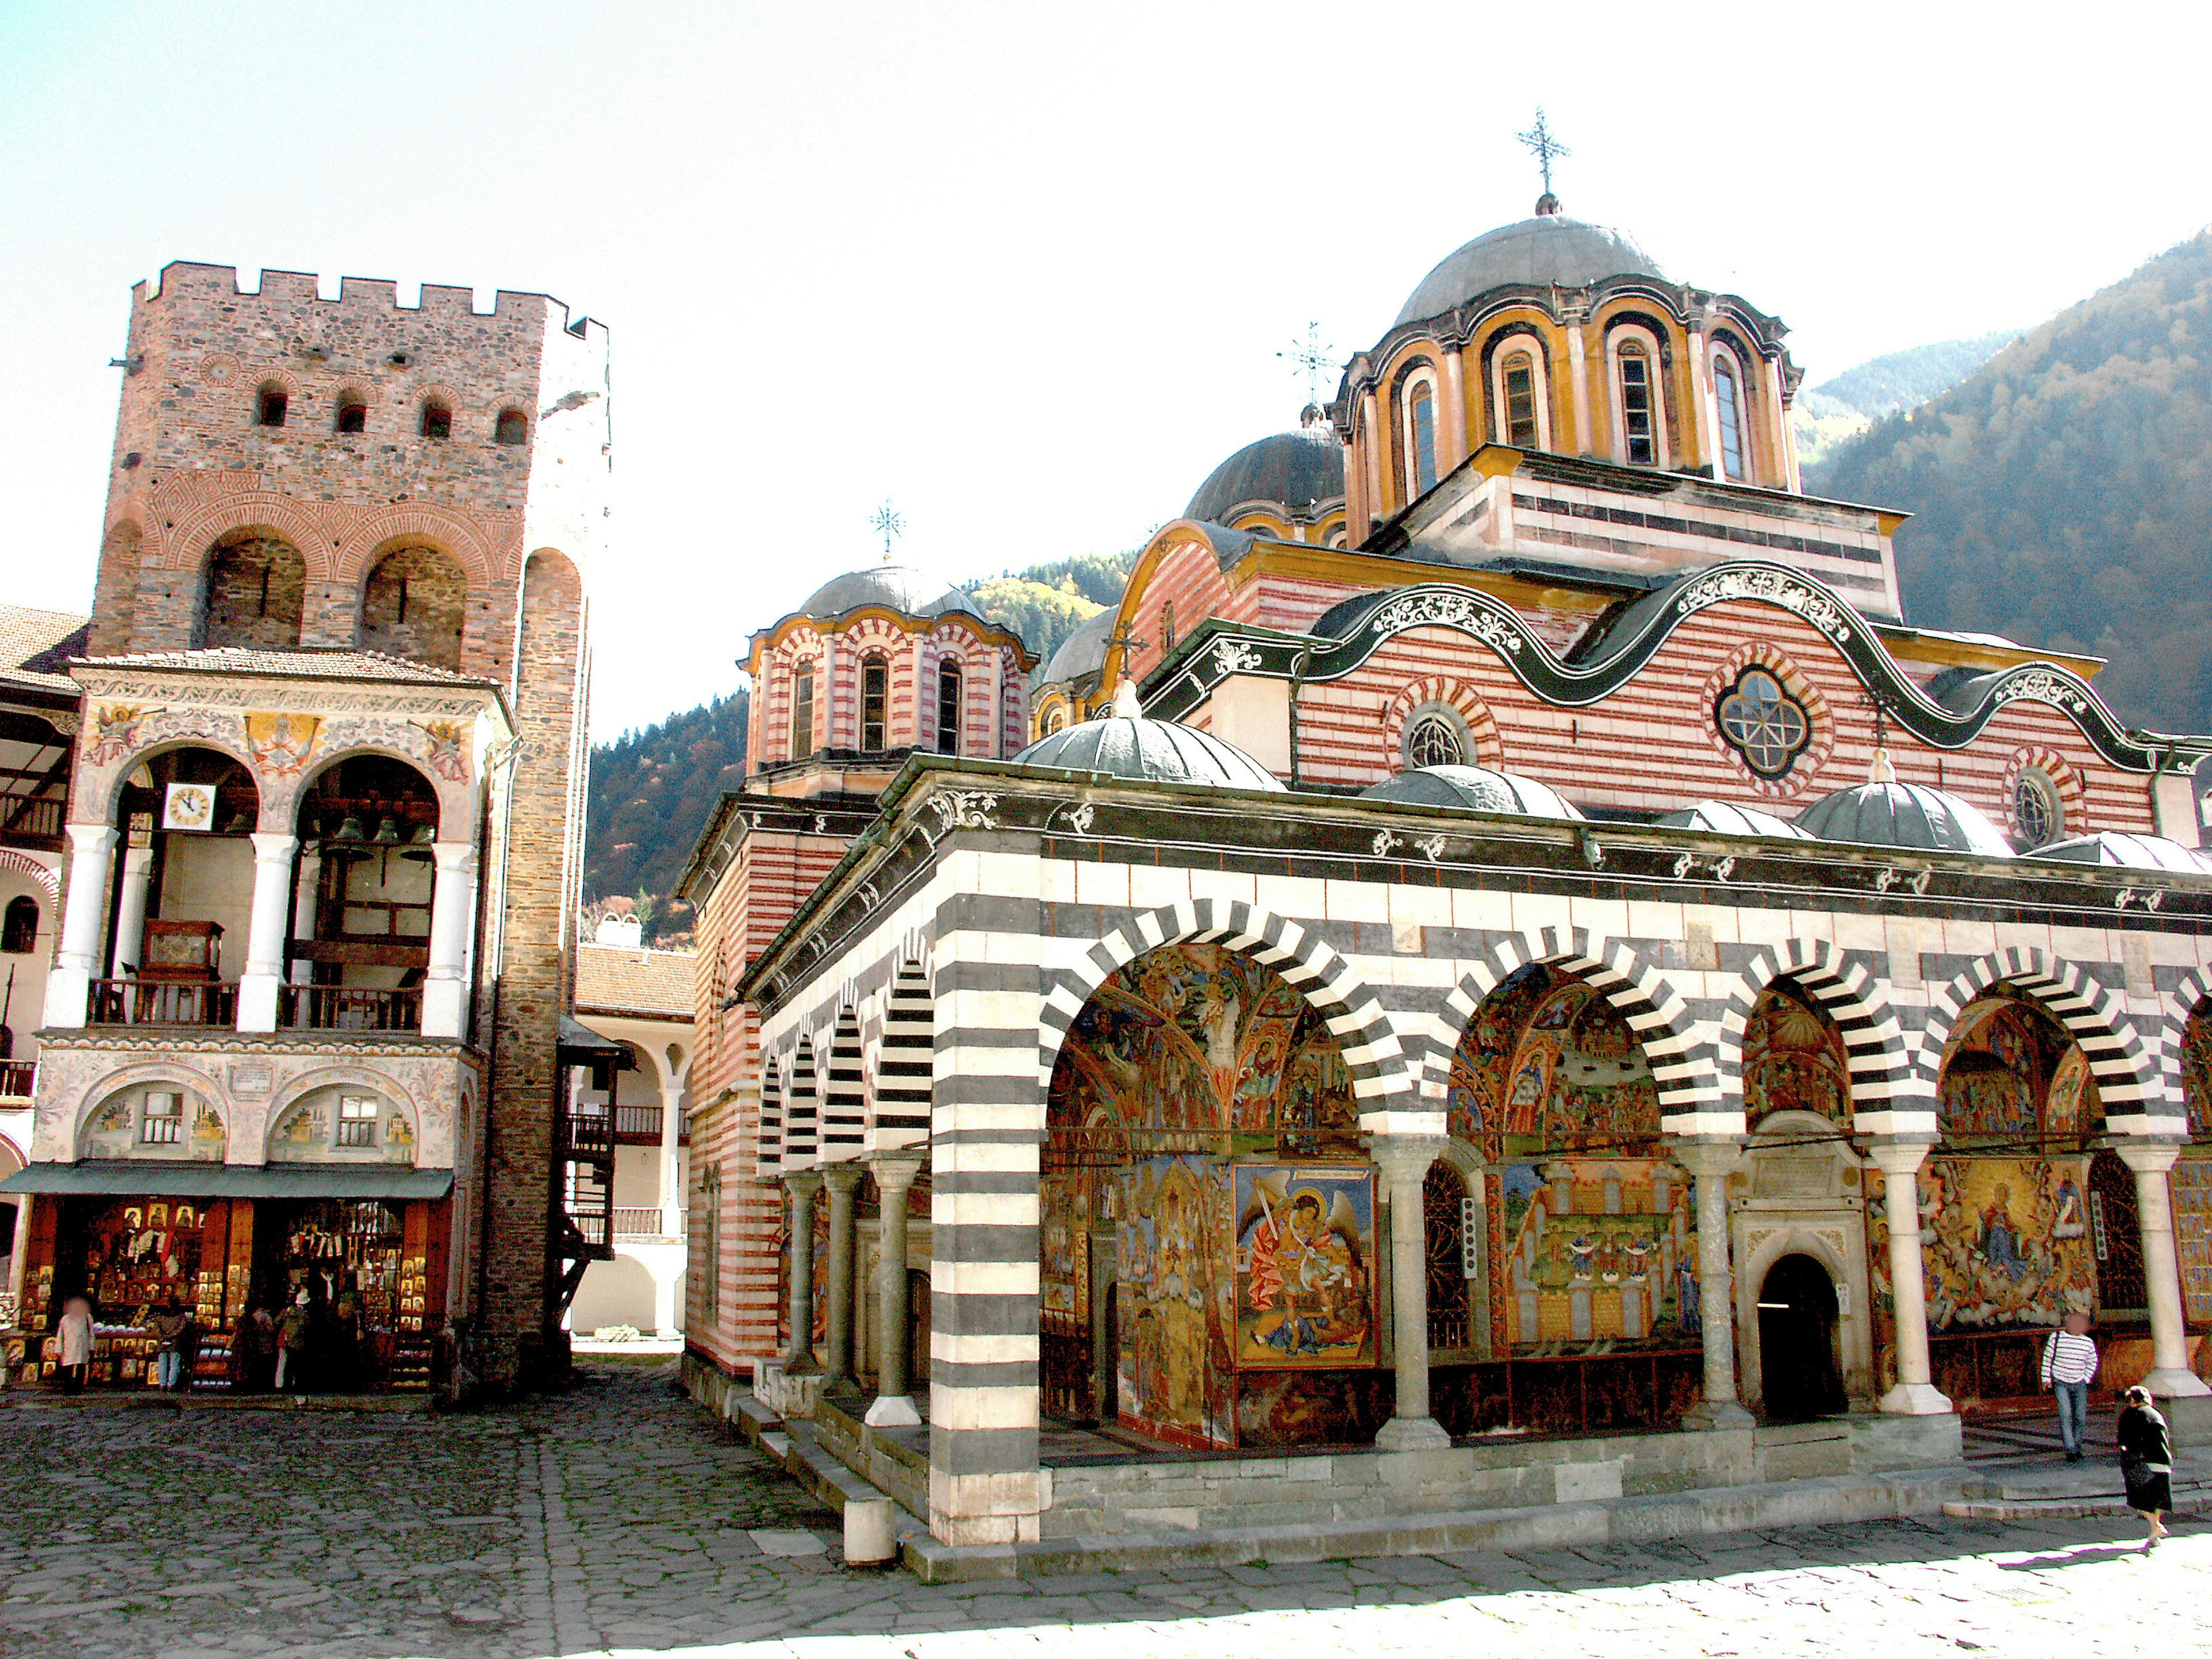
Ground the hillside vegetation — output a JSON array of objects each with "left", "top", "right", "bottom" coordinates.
[
  {"left": 1806, "top": 230, "right": 2212, "bottom": 733},
  {"left": 1792, "top": 331, "right": 2016, "bottom": 468}
]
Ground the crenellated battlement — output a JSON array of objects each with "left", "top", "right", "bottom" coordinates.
[{"left": 136, "top": 259, "right": 603, "bottom": 339}]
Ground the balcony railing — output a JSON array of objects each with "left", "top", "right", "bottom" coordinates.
[
  {"left": 88, "top": 979, "right": 236, "bottom": 1028},
  {"left": 0, "top": 1059, "right": 35, "bottom": 1100},
  {"left": 611, "top": 1207, "right": 678, "bottom": 1239},
  {"left": 280, "top": 984, "right": 423, "bottom": 1032},
  {"left": 0, "top": 795, "right": 63, "bottom": 842},
  {"left": 612, "top": 1104, "right": 692, "bottom": 1145},
  {"left": 558, "top": 1109, "right": 615, "bottom": 1159}
]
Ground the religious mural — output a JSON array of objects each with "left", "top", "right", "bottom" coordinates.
[
  {"left": 2180, "top": 1001, "right": 2212, "bottom": 1140},
  {"left": 1448, "top": 971, "right": 1661, "bottom": 1157},
  {"left": 1046, "top": 941, "right": 1367, "bottom": 1449},
  {"left": 1743, "top": 980, "right": 1851, "bottom": 1125},
  {"left": 1867, "top": 1156, "right": 2096, "bottom": 1334},
  {"left": 1495, "top": 1158, "right": 1690, "bottom": 1349},
  {"left": 1232, "top": 1165, "right": 1374, "bottom": 1367},
  {"left": 1936, "top": 993, "right": 2096, "bottom": 1141},
  {"left": 2172, "top": 1161, "right": 2212, "bottom": 1325}
]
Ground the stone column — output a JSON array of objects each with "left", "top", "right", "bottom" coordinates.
[
  {"left": 2116, "top": 1140, "right": 2212, "bottom": 1399},
  {"left": 43, "top": 824, "right": 118, "bottom": 1028},
  {"left": 1440, "top": 346, "right": 1470, "bottom": 471},
  {"left": 821, "top": 1161, "right": 863, "bottom": 1392},
  {"left": 420, "top": 841, "right": 478, "bottom": 1039},
  {"left": 784, "top": 1171, "right": 824, "bottom": 1373},
  {"left": 1563, "top": 307, "right": 1593, "bottom": 457},
  {"left": 865, "top": 1150, "right": 925, "bottom": 1427},
  {"left": 1674, "top": 1138, "right": 1753, "bottom": 1427},
  {"left": 3, "top": 1194, "right": 30, "bottom": 1324},
  {"left": 1373, "top": 1135, "right": 1450, "bottom": 1452},
  {"left": 1362, "top": 390, "right": 1385, "bottom": 529},
  {"left": 235, "top": 832, "right": 299, "bottom": 1033},
  {"left": 108, "top": 843, "right": 154, "bottom": 976},
  {"left": 1868, "top": 1138, "right": 1952, "bottom": 1414},
  {"left": 1088, "top": 1219, "right": 1117, "bottom": 1425},
  {"left": 658, "top": 1071, "right": 685, "bottom": 1239}
]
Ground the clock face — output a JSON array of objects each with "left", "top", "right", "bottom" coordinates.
[{"left": 164, "top": 782, "right": 216, "bottom": 831}]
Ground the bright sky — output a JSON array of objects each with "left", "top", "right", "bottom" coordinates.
[{"left": 4, "top": 2, "right": 2209, "bottom": 741}]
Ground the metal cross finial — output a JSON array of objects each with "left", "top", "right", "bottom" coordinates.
[
  {"left": 1517, "top": 107, "right": 1570, "bottom": 195},
  {"left": 870, "top": 499, "right": 904, "bottom": 563},
  {"left": 1104, "top": 616, "right": 1147, "bottom": 660},
  {"left": 1276, "top": 321, "right": 1335, "bottom": 411}
]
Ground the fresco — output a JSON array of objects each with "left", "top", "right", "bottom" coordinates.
[
  {"left": 1500, "top": 981, "right": 1660, "bottom": 1153},
  {"left": 2172, "top": 1160, "right": 2212, "bottom": 1324},
  {"left": 1040, "top": 1172, "right": 1087, "bottom": 1319},
  {"left": 1743, "top": 980, "right": 1851, "bottom": 1124},
  {"left": 1445, "top": 964, "right": 1550, "bottom": 1152},
  {"left": 2180, "top": 1001, "right": 2212, "bottom": 1139},
  {"left": 1867, "top": 1156, "right": 2095, "bottom": 1332},
  {"left": 1937, "top": 994, "right": 2088, "bottom": 1141},
  {"left": 1236, "top": 1369, "right": 1393, "bottom": 1447},
  {"left": 1495, "top": 1158, "right": 1690, "bottom": 1349},
  {"left": 1232, "top": 1165, "right": 1375, "bottom": 1367},
  {"left": 1115, "top": 1154, "right": 1236, "bottom": 1448}
]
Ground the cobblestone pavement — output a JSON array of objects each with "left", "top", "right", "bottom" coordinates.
[{"left": 1, "top": 1359, "right": 2206, "bottom": 1659}]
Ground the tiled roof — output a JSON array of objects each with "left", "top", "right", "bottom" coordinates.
[
  {"left": 0, "top": 603, "right": 89, "bottom": 697},
  {"left": 574, "top": 944, "right": 696, "bottom": 1018},
  {"left": 77, "top": 646, "right": 496, "bottom": 688}
]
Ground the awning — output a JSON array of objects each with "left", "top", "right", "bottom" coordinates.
[{"left": 0, "top": 1161, "right": 455, "bottom": 1200}]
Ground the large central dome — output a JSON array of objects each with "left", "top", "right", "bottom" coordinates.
[
  {"left": 798, "top": 562, "right": 972, "bottom": 622},
  {"left": 1184, "top": 425, "right": 1345, "bottom": 527},
  {"left": 1394, "top": 213, "right": 1666, "bottom": 328}
]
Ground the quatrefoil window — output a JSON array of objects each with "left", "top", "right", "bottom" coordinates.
[{"left": 1716, "top": 669, "right": 1810, "bottom": 778}]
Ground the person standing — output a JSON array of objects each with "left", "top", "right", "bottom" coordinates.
[
  {"left": 2039, "top": 1311, "right": 2099, "bottom": 1461},
  {"left": 54, "top": 1294, "right": 94, "bottom": 1393},
  {"left": 149, "top": 1297, "right": 190, "bottom": 1391},
  {"left": 275, "top": 1289, "right": 313, "bottom": 1392},
  {"left": 2116, "top": 1383, "right": 2173, "bottom": 1548}
]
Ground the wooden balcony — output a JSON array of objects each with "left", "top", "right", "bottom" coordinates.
[
  {"left": 87, "top": 979, "right": 237, "bottom": 1028},
  {"left": 279, "top": 984, "right": 423, "bottom": 1033},
  {"left": 0, "top": 1058, "right": 35, "bottom": 1101}
]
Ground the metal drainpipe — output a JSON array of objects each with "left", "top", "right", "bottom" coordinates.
[{"left": 1287, "top": 647, "right": 1312, "bottom": 787}]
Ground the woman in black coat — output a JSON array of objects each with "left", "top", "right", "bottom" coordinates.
[{"left": 2116, "top": 1384, "right": 2173, "bottom": 1547}]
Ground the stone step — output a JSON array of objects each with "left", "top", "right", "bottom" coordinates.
[{"left": 778, "top": 1422, "right": 911, "bottom": 1567}]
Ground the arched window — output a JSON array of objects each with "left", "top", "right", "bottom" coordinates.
[
  {"left": 419, "top": 400, "right": 452, "bottom": 441},
  {"left": 358, "top": 545, "right": 467, "bottom": 671},
  {"left": 1406, "top": 377, "right": 1438, "bottom": 494},
  {"left": 1618, "top": 343, "right": 1658, "bottom": 465},
  {"left": 2014, "top": 767, "right": 2063, "bottom": 849},
  {"left": 1, "top": 896, "right": 37, "bottom": 954},
  {"left": 1161, "top": 600, "right": 1177, "bottom": 653},
  {"left": 790, "top": 662, "right": 816, "bottom": 761},
  {"left": 1423, "top": 1162, "right": 1471, "bottom": 1350},
  {"left": 494, "top": 408, "right": 528, "bottom": 445},
  {"left": 256, "top": 384, "right": 288, "bottom": 428},
  {"left": 1716, "top": 668, "right": 1810, "bottom": 778},
  {"left": 1713, "top": 351, "right": 1748, "bottom": 481},
  {"left": 1041, "top": 707, "right": 1065, "bottom": 737},
  {"left": 1404, "top": 707, "right": 1469, "bottom": 770},
  {"left": 335, "top": 394, "right": 367, "bottom": 434},
  {"left": 937, "top": 660, "right": 962, "bottom": 755},
  {"left": 860, "top": 654, "right": 889, "bottom": 753},
  {"left": 1492, "top": 344, "right": 1548, "bottom": 450},
  {"left": 196, "top": 534, "right": 307, "bottom": 650}
]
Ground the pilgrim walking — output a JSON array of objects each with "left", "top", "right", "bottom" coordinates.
[{"left": 2116, "top": 1384, "right": 2173, "bottom": 1548}]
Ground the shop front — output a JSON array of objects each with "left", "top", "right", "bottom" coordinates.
[{"left": 2, "top": 1162, "right": 452, "bottom": 1393}]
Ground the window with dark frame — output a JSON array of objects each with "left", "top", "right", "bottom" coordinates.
[
  {"left": 860, "top": 656, "right": 889, "bottom": 753},
  {"left": 790, "top": 662, "right": 816, "bottom": 760},
  {"left": 494, "top": 409, "right": 528, "bottom": 445},
  {"left": 336, "top": 397, "right": 367, "bottom": 434},
  {"left": 256, "top": 387, "right": 288, "bottom": 427},
  {"left": 0, "top": 896, "right": 35, "bottom": 954},
  {"left": 1501, "top": 354, "right": 1539, "bottom": 449},
  {"left": 420, "top": 401, "right": 452, "bottom": 441},
  {"left": 1619, "top": 345, "right": 1657, "bottom": 464},
  {"left": 1406, "top": 710, "right": 1467, "bottom": 770},
  {"left": 1714, "top": 358, "right": 1747, "bottom": 480},
  {"left": 936, "top": 660, "right": 961, "bottom": 755},
  {"left": 2014, "top": 768, "right": 2062, "bottom": 849},
  {"left": 1717, "top": 668, "right": 1810, "bottom": 778},
  {"left": 1410, "top": 381, "right": 1437, "bottom": 493}
]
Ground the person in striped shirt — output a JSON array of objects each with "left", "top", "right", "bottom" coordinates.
[{"left": 2041, "top": 1311, "right": 2099, "bottom": 1461}]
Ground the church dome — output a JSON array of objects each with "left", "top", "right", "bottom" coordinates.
[
  {"left": 1795, "top": 781, "right": 2014, "bottom": 857},
  {"left": 1360, "top": 764, "right": 1584, "bottom": 820},
  {"left": 2026, "top": 832, "right": 2212, "bottom": 875},
  {"left": 799, "top": 561, "right": 972, "bottom": 622},
  {"left": 1012, "top": 683, "right": 1286, "bottom": 791},
  {"left": 1042, "top": 607, "right": 1114, "bottom": 686},
  {"left": 1655, "top": 801, "right": 1811, "bottom": 839},
  {"left": 1184, "top": 424, "right": 1345, "bottom": 527},
  {"left": 1393, "top": 213, "right": 1667, "bottom": 328}
]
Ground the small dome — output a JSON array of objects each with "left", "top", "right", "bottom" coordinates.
[
  {"left": 1655, "top": 801, "right": 1811, "bottom": 839},
  {"left": 2027, "top": 832, "right": 2212, "bottom": 875},
  {"left": 1393, "top": 215, "right": 1666, "bottom": 328},
  {"left": 1012, "top": 683, "right": 1285, "bottom": 791},
  {"left": 800, "top": 562, "right": 972, "bottom": 622},
  {"left": 1360, "top": 765, "right": 1584, "bottom": 820},
  {"left": 1042, "top": 607, "right": 1114, "bottom": 685},
  {"left": 1184, "top": 426, "right": 1344, "bottom": 527},
  {"left": 1795, "top": 782, "right": 2014, "bottom": 857}
]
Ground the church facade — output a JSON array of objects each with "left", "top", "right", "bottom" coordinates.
[{"left": 680, "top": 200, "right": 2212, "bottom": 1554}]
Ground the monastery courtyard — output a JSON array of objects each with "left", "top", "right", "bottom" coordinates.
[{"left": 0, "top": 1363, "right": 2199, "bottom": 1659}]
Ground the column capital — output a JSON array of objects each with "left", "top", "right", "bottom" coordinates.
[
  {"left": 249, "top": 830, "right": 300, "bottom": 862},
  {"left": 820, "top": 1160, "right": 865, "bottom": 1194},
  {"left": 66, "top": 822, "right": 119, "bottom": 855},
  {"left": 870, "top": 1149, "right": 926, "bottom": 1193},
  {"left": 1866, "top": 1137, "right": 1938, "bottom": 1178},
  {"left": 785, "top": 1169, "right": 825, "bottom": 1198},
  {"left": 431, "top": 839, "right": 479, "bottom": 874},
  {"left": 1669, "top": 1136, "right": 1743, "bottom": 1180},
  {"left": 2113, "top": 1138, "right": 2183, "bottom": 1176},
  {"left": 1368, "top": 1134, "right": 1446, "bottom": 1190}
]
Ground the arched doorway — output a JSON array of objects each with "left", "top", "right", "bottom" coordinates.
[
  {"left": 290, "top": 754, "right": 442, "bottom": 1032},
  {"left": 1758, "top": 1253, "right": 1844, "bottom": 1421},
  {"left": 1043, "top": 940, "right": 1374, "bottom": 1448}
]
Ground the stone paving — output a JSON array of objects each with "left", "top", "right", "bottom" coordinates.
[{"left": 0, "top": 1358, "right": 2205, "bottom": 1658}]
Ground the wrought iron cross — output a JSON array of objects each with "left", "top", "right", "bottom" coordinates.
[
  {"left": 1277, "top": 321, "right": 1335, "bottom": 408},
  {"left": 870, "top": 499, "right": 905, "bottom": 562},
  {"left": 1517, "top": 107, "right": 1570, "bottom": 195},
  {"left": 1104, "top": 616, "right": 1147, "bottom": 660}
]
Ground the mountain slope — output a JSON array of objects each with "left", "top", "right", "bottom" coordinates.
[
  {"left": 1806, "top": 230, "right": 2212, "bottom": 732},
  {"left": 584, "top": 691, "right": 748, "bottom": 936},
  {"left": 1792, "top": 331, "right": 2017, "bottom": 468}
]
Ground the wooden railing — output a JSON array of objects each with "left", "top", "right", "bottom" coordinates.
[
  {"left": 280, "top": 985, "right": 423, "bottom": 1032},
  {"left": 611, "top": 1207, "right": 673, "bottom": 1239},
  {"left": 558, "top": 1109, "right": 615, "bottom": 1159},
  {"left": 87, "top": 979, "right": 236, "bottom": 1027},
  {"left": 0, "top": 1059, "right": 35, "bottom": 1100},
  {"left": 614, "top": 1104, "right": 663, "bottom": 1142}
]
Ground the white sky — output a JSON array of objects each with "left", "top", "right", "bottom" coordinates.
[{"left": 4, "top": 1, "right": 2209, "bottom": 741}]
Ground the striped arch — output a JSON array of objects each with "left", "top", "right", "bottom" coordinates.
[
  {"left": 1717, "top": 939, "right": 1909, "bottom": 1117},
  {"left": 821, "top": 1003, "right": 867, "bottom": 1159},
  {"left": 872, "top": 956, "right": 933, "bottom": 1151},
  {"left": 782, "top": 1035, "right": 820, "bottom": 1166},
  {"left": 1922, "top": 946, "right": 2158, "bottom": 1118},
  {"left": 756, "top": 1059, "right": 785, "bottom": 1177},
  {"left": 1430, "top": 925, "right": 1718, "bottom": 1126},
  {"left": 1037, "top": 897, "right": 1411, "bottom": 1104},
  {"left": 2158, "top": 965, "right": 2212, "bottom": 1119}
]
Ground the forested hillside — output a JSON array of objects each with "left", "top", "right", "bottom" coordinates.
[
  {"left": 583, "top": 691, "right": 747, "bottom": 940},
  {"left": 1806, "top": 230, "right": 2212, "bottom": 733},
  {"left": 1792, "top": 331, "right": 2016, "bottom": 468}
]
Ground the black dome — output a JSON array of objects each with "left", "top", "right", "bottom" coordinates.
[
  {"left": 1394, "top": 215, "right": 1666, "bottom": 327},
  {"left": 1184, "top": 426, "right": 1344, "bottom": 527},
  {"left": 1013, "top": 688, "right": 1285, "bottom": 792},
  {"left": 799, "top": 562, "right": 972, "bottom": 622},
  {"left": 1360, "top": 766, "right": 1582, "bottom": 819},
  {"left": 1795, "top": 782, "right": 2014, "bottom": 857}
]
